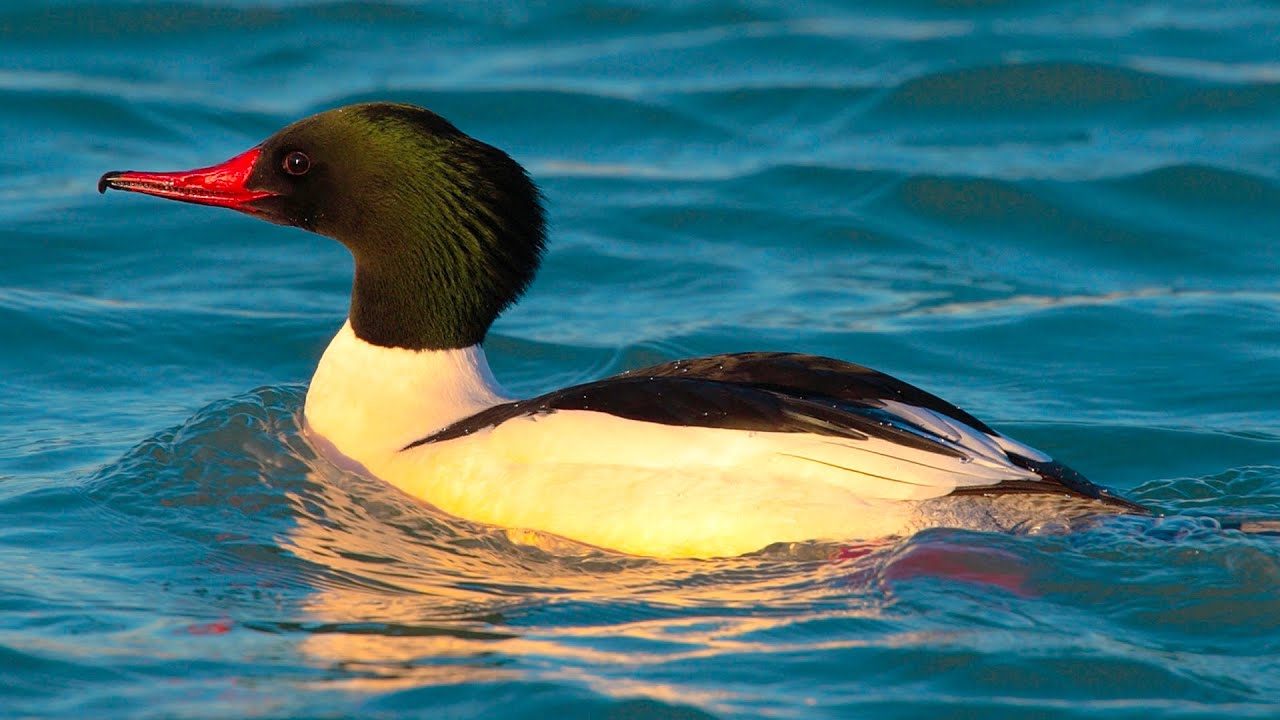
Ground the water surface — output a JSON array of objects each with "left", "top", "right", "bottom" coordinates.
[{"left": 3, "top": 1, "right": 1280, "bottom": 717}]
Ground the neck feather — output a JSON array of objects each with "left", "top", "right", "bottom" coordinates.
[
  {"left": 349, "top": 254, "right": 496, "bottom": 350},
  {"left": 304, "top": 321, "right": 508, "bottom": 462},
  {"left": 338, "top": 138, "right": 546, "bottom": 352}
]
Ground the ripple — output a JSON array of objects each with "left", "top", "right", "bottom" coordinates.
[
  {"left": 896, "top": 174, "right": 1061, "bottom": 223},
  {"left": 1128, "top": 56, "right": 1280, "bottom": 84},
  {"left": 1137, "top": 466, "right": 1280, "bottom": 517},
  {"left": 895, "top": 287, "right": 1280, "bottom": 323},
  {"left": 881, "top": 61, "right": 1181, "bottom": 115},
  {"left": 0, "top": 88, "right": 180, "bottom": 139},
  {"left": 1107, "top": 162, "right": 1280, "bottom": 206},
  {"left": 0, "top": 4, "right": 283, "bottom": 41}
]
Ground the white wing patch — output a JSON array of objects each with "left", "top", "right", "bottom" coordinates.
[
  {"left": 874, "top": 398, "right": 1054, "bottom": 464},
  {"left": 876, "top": 399, "right": 1018, "bottom": 467},
  {"left": 989, "top": 431, "right": 1055, "bottom": 463}
]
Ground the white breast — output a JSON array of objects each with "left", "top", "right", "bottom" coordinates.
[{"left": 304, "top": 321, "right": 508, "bottom": 465}]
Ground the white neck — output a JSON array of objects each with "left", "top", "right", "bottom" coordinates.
[{"left": 303, "top": 320, "right": 509, "bottom": 465}]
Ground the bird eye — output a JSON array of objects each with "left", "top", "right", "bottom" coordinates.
[{"left": 283, "top": 151, "right": 310, "bottom": 176}]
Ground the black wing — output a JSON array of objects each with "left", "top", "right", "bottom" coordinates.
[
  {"left": 629, "top": 352, "right": 997, "bottom": 432},
  {"left": 632, "top": 353, "right": 1145, "bottom": 511}
]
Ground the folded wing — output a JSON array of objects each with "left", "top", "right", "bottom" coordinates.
[{"left": 405, "top": 352, "right": 1145, "bottom": 512}]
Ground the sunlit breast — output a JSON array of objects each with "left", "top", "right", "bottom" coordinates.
[{"left": 304, "top": 321, "right": 508, "bottom": 468}]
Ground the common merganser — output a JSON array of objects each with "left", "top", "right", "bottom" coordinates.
[{"left": 99, "top": 102, "right": 1146, "bottom": 558}]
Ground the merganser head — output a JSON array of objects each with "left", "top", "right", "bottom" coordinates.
[{"left": 99, "top": 102, "right": 545, "bottom": 351}]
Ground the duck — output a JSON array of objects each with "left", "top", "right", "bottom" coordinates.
[{"left": 99, "top": 102, "right": 1147, "bottom": 558}]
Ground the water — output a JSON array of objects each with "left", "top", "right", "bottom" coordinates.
[{"left": 3, "top": 1, "right": 1280, "bottom": 717}]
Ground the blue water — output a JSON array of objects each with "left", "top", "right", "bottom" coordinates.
[{"left": 4, "top": 1, "right": 1280, "bottom": 717}]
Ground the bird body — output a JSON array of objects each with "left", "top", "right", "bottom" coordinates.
[{"left": 101, "top": 102, "right": 1146, "bottom": 558}]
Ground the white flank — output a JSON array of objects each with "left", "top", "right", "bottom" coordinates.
[{"left": 304, "top": 322, "right": 1069, "bottom": 558}]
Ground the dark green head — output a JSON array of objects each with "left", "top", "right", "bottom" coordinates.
[{"left": 100, "top": 102, "right": 546, "bottom": 350}]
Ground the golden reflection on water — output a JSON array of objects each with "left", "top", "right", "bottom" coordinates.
[{"left": 278, "top": 469, "right": 898, "bottom": 699}]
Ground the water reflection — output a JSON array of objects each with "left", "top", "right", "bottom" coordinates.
[{"left": 278, "top": 449, "right": 901, "bottom": 697}]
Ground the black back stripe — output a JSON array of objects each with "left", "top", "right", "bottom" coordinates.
[
  {"left": 629, "top": 352, "right": 998, "bottom": 435},
  {"left": 403, "top": 353, "right": 984, "bottom": 457}
]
